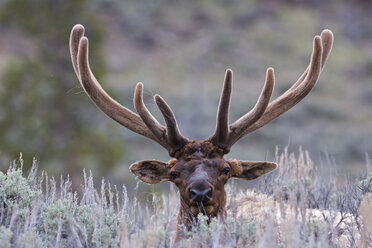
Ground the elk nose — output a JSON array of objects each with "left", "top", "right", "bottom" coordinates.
[{"left": 190, "top": 188, "right": 212, "bottom": 204}]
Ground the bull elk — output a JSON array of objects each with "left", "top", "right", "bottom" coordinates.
[{"left": 69, "top": 24, "right": 333, "bottom": 240}]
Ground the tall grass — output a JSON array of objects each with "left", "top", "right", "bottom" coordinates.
[{"left": 0, "top": 149, "right": 371, "bottom": 247}]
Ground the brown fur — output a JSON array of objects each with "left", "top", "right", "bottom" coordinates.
[
  {"left": 173, "top": 140, "right": 225, "bottom": 159},
  {"left": 129, "top": 140, "right": 277, "bottom": 241}
]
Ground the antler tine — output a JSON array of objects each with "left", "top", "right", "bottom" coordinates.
[
  {"left": 155, "top": 95, "right": 190, "bottom": 155},
  {"left": 73, "top": 26, "right": 166, "bottom": 147},
  {"left": 236, "top": 32, "right": 327, "bottom": 141},
  {"left": 210, "top": 68, "right": 274, "bottom": 151},
  {"left": 227, "top": 68, "right": 275, "bottom": 146},
  {"left": 320, "top": 29, "right": 333, "bottom": 68},
  {"left": 134, "top": 82, "right": 189, "bottom": 155},
  {"left": 290, "top": 29, "right": 333, "bottom": 90},
  {"left": 133, "top": 83, "right": 166, "bottom": 139},
  {"left": 71, "top": 24, "right": 190, "bottom": 156},
  {"left": 210, "top": 69, "right": 233, "bottom": 150},
  {"left": 209, "top": 30, "right": 332, "bottom": 151},
  {"left": 70, "top": 24, "right": 85, "bottom": 79}
]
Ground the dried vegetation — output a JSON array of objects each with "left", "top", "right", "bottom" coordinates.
[{"left": 0, "top": 148, "right": 371, "bottom": 247}]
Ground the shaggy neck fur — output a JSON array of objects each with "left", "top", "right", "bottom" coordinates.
[{"left": 175, "top": 193, "right": 227, "bottom": 241}]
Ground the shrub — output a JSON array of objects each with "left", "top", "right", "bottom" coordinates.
[{"left": 0, "top": 149, "right": 371, "bottom": 247}]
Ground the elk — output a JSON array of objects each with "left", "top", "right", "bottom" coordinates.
[{"left": 69, "top": 24, "right": 333, "bottom": 240}]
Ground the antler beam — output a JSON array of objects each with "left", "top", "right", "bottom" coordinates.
[
  {"left": 210, "top": 30, "right": 334, "bottom": 152},
  {"left": 70, "top": 24, "right": 188, "bottom": 156}
]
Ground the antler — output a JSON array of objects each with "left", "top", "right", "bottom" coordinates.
[
  {"left": 210, "top": 30, "right": 334, "bottom": 152},
  {"left": 69, "top": 24, "right": 189, "bottom": 156}
]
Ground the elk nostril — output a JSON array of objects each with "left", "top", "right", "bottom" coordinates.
[
  {"left": 204, "top": 188, "right": 212, "bottom": 199},
  {"left": 190, "top": 188, "right": 212, "bottom": 203},
  {"left": 190, "top": 188, "right": 204, "bottom": 203},
  {"left": 190, "top": 189, "right": 198, "bottom": 198}
]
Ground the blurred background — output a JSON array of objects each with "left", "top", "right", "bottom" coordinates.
[{"left": 0, "top": 0, "right": 372, "bottom": 192}]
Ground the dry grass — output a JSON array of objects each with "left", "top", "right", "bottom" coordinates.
[{"left": 0, "top": 148, "right": 371, "bottom": 247}]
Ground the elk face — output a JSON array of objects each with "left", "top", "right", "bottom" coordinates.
[{"left": 129, "top": 141, "right": 277, "bottom": 218}]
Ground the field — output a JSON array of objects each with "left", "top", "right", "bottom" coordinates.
[
  {"left": 1, "top": 1, "right": 372, "bottom": 247},
  {"left": 1, "top": 149, "right": 371, "bottom": 247}
]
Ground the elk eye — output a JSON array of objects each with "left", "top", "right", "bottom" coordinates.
[
  {"left": 169, "top": 171, "right": 179, "bottom": 180},
  {"left": 222, "top": 167, "right": 231, "bottom": 175}
]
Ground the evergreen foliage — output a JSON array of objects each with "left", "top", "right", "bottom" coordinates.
[{"left": 0, "top": 0, "right": 125, "bottom": 174}]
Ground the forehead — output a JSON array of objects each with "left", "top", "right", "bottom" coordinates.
[
  {"left": 172, "top": 157, "right": 226, "bottom": 175},
  {"left": 174, "top": 140, "right": 225, "bottom": 159},
  {"left": 175, "top": 157, "right": 224, "bottom": 168},
  {"left": 171, "top": 140, "right": 227, "bottom": 171}
]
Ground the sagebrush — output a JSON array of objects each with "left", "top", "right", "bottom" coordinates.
[{"left": 0, "top": 149, "right": 371, "bottom": 247}]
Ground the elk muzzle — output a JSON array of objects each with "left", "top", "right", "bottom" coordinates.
[{"left": 187, "top": 179, "right": 216, "bottom": 216}]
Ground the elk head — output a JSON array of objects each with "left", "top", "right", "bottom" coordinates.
[{"left": 69, "top": 24, "right": 333, "bottom": 230}]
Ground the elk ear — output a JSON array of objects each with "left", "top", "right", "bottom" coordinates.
[
  {"left": 129, "top": 160, "right": 170, "bottom": 184},
  {"left": 229, "top": 160, "right": 277, "bottom": 180}
]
